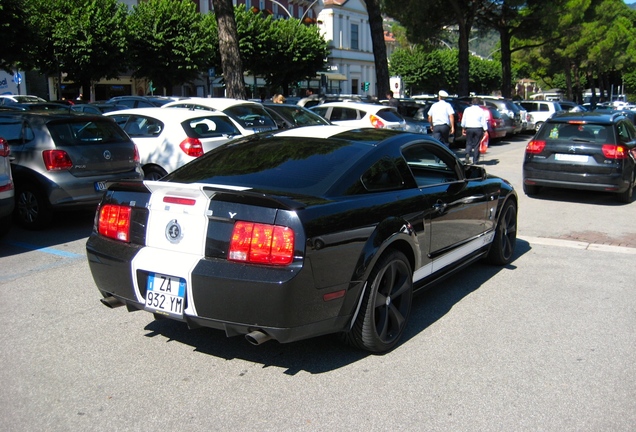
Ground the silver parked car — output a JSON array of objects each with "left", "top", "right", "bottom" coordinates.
[{"left": 0, "top": 112, "right": 144, "bottom": 229}]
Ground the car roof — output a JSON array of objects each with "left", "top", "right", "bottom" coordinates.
[
  {"left": 104, "top": 107, "right": 231, "bottom": 121},
  {"left": 163, "top": 97, "right": 262, "bottom": 110},
  {"left": 313, "top": 101, "right": 394, "bottom": 112},
  {"left": 548, "top": 111, "right": 623, "bottom": 124}
]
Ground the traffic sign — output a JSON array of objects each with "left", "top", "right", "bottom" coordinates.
[{"left": 13, "top": 73, "right": 22, "bottom": 85}]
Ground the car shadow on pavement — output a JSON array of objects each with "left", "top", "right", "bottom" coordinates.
[
  {"left": 0, "top": 209, "right": 95, "bottom": 258},
  {"left": 141, "top": 238, "right": 532, "bottom": 375}
]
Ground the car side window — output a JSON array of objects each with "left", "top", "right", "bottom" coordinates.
[
  {"left": 402, "top": 144, "right": 459, "bottom": 187},
  {"left": 332, "top": 107, "right": 358, "bottom": 121},
  {"left": 616, "top": 121, "right": 634, "bottom": 143},
  {"left": 360, "top": 157, "right": 404, "bottom": 192},
  {"left": 0, "top": 117, "right": 24, "bottom": 144}
]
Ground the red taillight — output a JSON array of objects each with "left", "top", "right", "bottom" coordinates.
[
  {"left": 602, "top": 144, "right": 628, "bottom": 159},
  {"left": 369, "top": 114, "right": 385, "bottom": 129},
  {"left": 133, "top": 144, "right": 140, "bottom": 163},
  {"left": 180, "top": 138, "right": 204, "bottom": 157},
  {"left": 228, "top": 221, "right": 295, "bottom": 266},
  {"left": 98, "top": 204, "right": 131, "bottom": 242},
  {"left": 0, "top": 137, "right": 10, "bottom": 157},
  {"left": 526, "top": 140, "right": 546, "bottom": 154},
  {"left": 42, "top": 149, "right": 73, "bottom": 170}
]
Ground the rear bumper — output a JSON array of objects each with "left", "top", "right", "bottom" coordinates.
[
  {"left": 86, "top": 235, "right": 355, "bottom": 344},
  {"left": 523, "top": 165, "right": 630, "bottom": 192}
]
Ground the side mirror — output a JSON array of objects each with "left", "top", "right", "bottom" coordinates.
[{"left": 465, "top": 163, "right": 486, "bottom": 180}]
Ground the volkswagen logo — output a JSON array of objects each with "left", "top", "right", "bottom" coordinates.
[
  {"left": 103, "top": 150, "right": 112, "bottom": 160},
  {"left": 165, "top": 219, "right": 183, "bottom": 243}
]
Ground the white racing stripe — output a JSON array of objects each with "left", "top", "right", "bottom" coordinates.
[{"left": 413, "top": 232, "right": 495, "bottom": 282}]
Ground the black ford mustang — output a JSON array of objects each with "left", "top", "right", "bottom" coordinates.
[{"left": 86, "top": 126, "right": 518, "bottom": 353}]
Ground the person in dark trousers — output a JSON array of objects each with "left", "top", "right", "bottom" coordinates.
[
  {"left": 427, "top": 90, "right": 455, "bottom": 146},
  {"left": 460, "top": 98, "right": 488, "bottom": 164}
]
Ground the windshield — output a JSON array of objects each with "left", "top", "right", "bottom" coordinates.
[{"left": 223, "top": 104, "right": 277, "bottom": 130}]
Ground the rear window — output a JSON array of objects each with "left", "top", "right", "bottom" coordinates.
[
  {"left": 223, "top": 104, "right": 276, "bottom": 129},
  {"left": 166, "top": 136, "right": 368, "bottom": 196},
  {"left": 183, "top": 116, "right": 241, "bottom": 138},
  {"left": 536, "top": 122, "right": 611, "bottom": 142},
  {"left": 47, "top": 119, "right": 130, "bottom": 145},
  {"left": 375, "top": 109, "right": 403, "bottom": 123}
]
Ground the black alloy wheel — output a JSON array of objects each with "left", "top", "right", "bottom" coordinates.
[
  {"left": 15, "top": 183, "right": 51, "bottom": 230},
  {"left": 345, "top": 250, "right": 413, "bottom": 353},
  {"left": 143, "top": 166, "right": 168, "bottom": 181},
  {"left": 487, "top": 200, "right": 517, "bottom": 265}
]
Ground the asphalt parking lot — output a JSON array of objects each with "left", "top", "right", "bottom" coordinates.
[{"left": 1, "top": 132, "right": 635, "bottom": 431}]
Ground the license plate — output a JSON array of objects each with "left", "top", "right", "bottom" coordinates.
[
  {"left": 145, "top": 273, "right": 186, "bottom": 317},
  {"left": 94, "top": 181, "right": 107, "bottom": 191},
  {"left": 555, "top": 153, "right": 588, "bottom": 162}
]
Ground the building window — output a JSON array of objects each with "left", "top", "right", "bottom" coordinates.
[
  {"left": 260, "top": 0, "right": 265, "bottom": 9},
  {"left": 351, "top": 24, "right": 359, "bottom": 50},
  {"left": 289, "top": 4, "right": 294, "bottom": 17},
  {"left": 298, "top": 6, "right": 304, "bottom": 18},
  {"left": 352, "top": 78, "right": 359, "bottom": 95},
  {"left": 245, "top": 0, "right": 251, "bottom": 10}
]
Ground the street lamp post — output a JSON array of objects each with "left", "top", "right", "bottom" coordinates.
[{"left": 268, "top": 0, "right": 321, "bottom": 23}]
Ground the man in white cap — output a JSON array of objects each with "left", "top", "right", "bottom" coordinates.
[{"left": 427, "top": 90, "right": 455, "bottom": 146}]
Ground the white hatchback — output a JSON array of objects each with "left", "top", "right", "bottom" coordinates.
[
  {"left": 309, "top": 102, "right": 407, "bottom": 131},
  {"left": 162, "top": 97, "right": 278, "bottom": 135},
  {"left": 106, "top": 108, "right": 241, "bottom": 180}
]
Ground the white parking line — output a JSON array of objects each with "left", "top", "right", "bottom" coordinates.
[{"left": 519, "top": 235, "right": 636, "bottom": 254}]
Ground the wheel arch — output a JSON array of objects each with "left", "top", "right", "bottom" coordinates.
[{"left": 352, "top": 216, "right": 418, "bottom": 288}]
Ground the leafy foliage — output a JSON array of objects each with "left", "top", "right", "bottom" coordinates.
[{"left": 127, "top": 0, "right": 216, "bottom": 93}]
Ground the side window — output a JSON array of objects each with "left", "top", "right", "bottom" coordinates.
[
  {"left": 539, "top": 103, "right": 548, "bottom": 112},
  {"left": 0, "top": 118, "right": 34, "bottom": 145},
  {"left": 312, "top": 107, "right": 328, "bottom": 118},
  {"left": 402, "top": 144, "right": 459, "bottom": 187},
  {"left": 360, "top": 157, "right": 404, "bottom": 192},
  {"left": 126, "top": 116, "right": 163, "bottom": 137},
  {"left": 616, "top": 121, "right": 634, "bottom": 143}
]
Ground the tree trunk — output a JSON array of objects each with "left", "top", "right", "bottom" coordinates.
[
  {"left": 364, "top": 0, "right": 390, "bottom": 98},
  {"left": 457, "top": 20, "right": 471, "bottom": 97},
  {"left": 499, "top": 29, "right": 512, "bottom": 98},
  {"left": 212, "top": 0, "right": 246, "bottom": 99}
]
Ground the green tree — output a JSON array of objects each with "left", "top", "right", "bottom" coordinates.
[
  {"left": 383, "top": 0, "right": 483, "bottom": 96},
  {"left": 0, "top": 0, "right": 37, "bottom": 72},
  {"left": 235, "top": 8, "right": 329, "bottom": 95},
  {"left": 127, "top": 0, "right": 216, "bottom": 95},
  {"left": 53, "top": 0, "right": 129, "bottom": 98},
  {"left": 21, "top": 0, "right": 129, "bottom": 99}
]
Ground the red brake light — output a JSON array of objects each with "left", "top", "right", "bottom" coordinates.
[
  {"left": 180, "top": 138, "right": 204, "bottom": 157},
  {"left": 98, "top": 204, "right": 131, "bottom": 242},
  {"left": 163, "top": 196, "right": 196, "bottom": 206},
  {"left": 42, "top": 149, "right": 73, "bottom": 170},
  {"left": 229, "top": 221, "right": 295, "bottom": 266},
  {"left": 0, "top": 137, "right": 9, "bottom": 157},
  {"left": 133, "top": 144, "right": 140, "bottom": 163},
  {"left": 370, "top": 114, "right": 385, "bottom": 128},
  {"left": 526, "top": 140, "right": 546, "bottom": 154},
  {"left": 602, "top": 144, "right": 628, "bottom": 159}
]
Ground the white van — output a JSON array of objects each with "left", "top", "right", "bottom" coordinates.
[{"left": 519, "top": 100, "right": 563, "bottom": 132}]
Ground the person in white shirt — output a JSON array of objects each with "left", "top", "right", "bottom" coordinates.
[
  {"left": 461, "top": 98, "right": 488, "bottom": 164},
  {"left": 427, "top": 90, "right": 455, "bottom": 146}
]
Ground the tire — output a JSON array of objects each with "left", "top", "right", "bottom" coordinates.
[
  {"left": 523, "top": 182, "right": 540, "bottom": 196},
  {"left": 14, "top": 183, "right": 52, "bottom": 230},
  {"left": 487, "top": 200, "right": 517, "bottom": 265},
  {"left": 617, "top": 172, "right": 634, "bottom": 203},
  {"left": 143, "top": 166, "right": 167, "bottom": 181},
  {"left": 534, "top": 121, "right": 543, "bottom": 132},
  {"left": 344, "top": 250, "right": 413, "bottom": 353}
]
